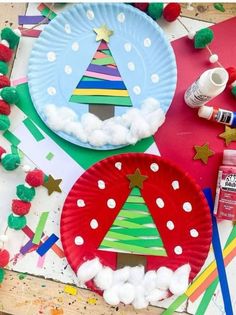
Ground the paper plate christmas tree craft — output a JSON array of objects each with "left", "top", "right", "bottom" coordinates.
[{"left": 61, "top": 153, "right": 212, "bottom": 307}]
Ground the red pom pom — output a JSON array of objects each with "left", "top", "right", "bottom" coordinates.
[
  {"left": 163, "top": 3, "right": 181, "bottom": 22},
  {"left": 0, "top": 146, "right": 6, "bottom": 159},
  {"left": 0, "top": 44, "right": 13, "bottom": 62},
  {"left": 226, "top": 67, "right": 236, "bottom": 86},
  {"left": 12, "top": 199, "right": 31, "bottom": 216},
  {"left": 134, "top": 3, "right": 149, "bottom": 12},
  {"left": 0, "top": 75, "right": 10, "bottom": 88},
  {"left": 0, "top": 100, "right": 11, "bottom": 116},
  {"left": 0, "top": 249, "right": 10, "bottom": 267},
  {"left": 25, "top": 169, "right": 44, "bottom": 187}
]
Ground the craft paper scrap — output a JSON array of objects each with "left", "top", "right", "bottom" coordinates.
[
  {"left": 37, "top": 254, "right": 46, "bottom": 268},
  {"left": 37, "top": 234, "right": 59, "bottom": 256},
  {"left": 18, "top": 15, "right": 49, "bottom": 25},
  {"left": 32, "top": 211, "right": 49, "bottom": 245},
  {"left": 37, "top": 3, "right": 57, "bottom": 20},
  {"left": 18, "top": 27, "right": 42, "bottom": 38}
]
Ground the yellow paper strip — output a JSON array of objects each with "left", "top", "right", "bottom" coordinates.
[{"left": 73, "top": 88, "right": 128, "bottom": 96}]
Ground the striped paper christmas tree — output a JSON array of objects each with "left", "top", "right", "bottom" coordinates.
[{"left": 99, "top": 186, "right": 167, "bottom": 256}]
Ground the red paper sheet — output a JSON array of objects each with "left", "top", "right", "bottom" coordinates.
[{"left": 155, "top": 17, "right": 236, "bottom": 193}]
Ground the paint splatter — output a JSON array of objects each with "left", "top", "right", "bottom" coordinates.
[
  {"left": 18, "top": 273, "right": 27, "bottom": 280},
  {"left": 87, "top": 297, "right": 97, "bottom": 305},
  {"left": 64, "top": 285, "right": 77, "bottom": 296},
  {"left": 214, "top": 3, "right": 225, "bottom": 12},
  {"left": 50, "top": 309, "right": 64, "bottom": 315}
]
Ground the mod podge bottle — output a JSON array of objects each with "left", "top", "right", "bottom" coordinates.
[{"left": 214, "top": 150, "right": 236, "bottom": 220}]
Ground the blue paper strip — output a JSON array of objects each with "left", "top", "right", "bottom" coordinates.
[
  {"left": 36, "top": 234, "right": 59, "bottom": 256},
  {"left": 18, "top": 15, "right": 49, "bottom": 25},
  {"left": 203, "top": 188, "right": 233, "bottom": 315},
  {"left": 77, "top": 80, "right": 126, "bottom": 89}
]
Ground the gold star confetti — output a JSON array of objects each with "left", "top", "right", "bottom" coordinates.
[
  {"left": 126, "top": 168, "right": 148, "bottom": 189},
  {"left": 43, "top": 175, "right": 62, "bottom": 195},
  {"left": 219, "top": 126, "right": 236, "bottom": 146},
  {"left": 193, "top": 143, "right": 214, "bottom": 164},
  {"left": 93, "top": 24, "right": 113, "bottom": 43}
]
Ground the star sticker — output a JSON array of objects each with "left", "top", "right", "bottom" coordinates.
[
  {"left": 93, "top": 24, "right": 113, "bottom": 43},
  {"left": 219, "top": 126, "right": 236, "bottom": 146},
  {"left": 126, "top": 168, "right": 148, "bottom": 189},
  {"left": 43, "top": 175, "right": 62, "bottom": 195},
  {"left": 193, "top": 143, "right": 214, "bottom": 164}
]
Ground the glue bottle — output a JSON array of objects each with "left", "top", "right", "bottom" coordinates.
[
  {"left": 214, "top": 150, "right": 236, "bottom": 221},
  {"left": 198, "top": 106, "right": 236, "bottom": 127},
  {"left": 184, "top": 68, "right": 229, "bottom": 108}
]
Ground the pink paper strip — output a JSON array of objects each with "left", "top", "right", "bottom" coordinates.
[
  {"left": 94, "top": 51, "right": 108, "bottom": 59},
  {"left": 37, "top": 254, "right": 46, "bottom": 268},
  {"left": 98, "top": 41, "right": 109, "bottom": 50},
  {"left": 85, "top": 71, "right": 122, "bottom": 81},
  {"left": 18, "top": 27, "right": 42, "bottom": 38},
  {"left": 11, "top": 76, "right": 28, "bottom": 86}
]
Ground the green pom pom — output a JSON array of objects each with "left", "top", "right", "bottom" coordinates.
[
  {"left": 147, "top": 3, "right": 164, "bottom": 19},
  {"left": 232, "top": 86, "right": 236, "bottom": 97},
  {"left": 1, "top": 153, "right": 20, "bottom": 170},
  {"left": 0, "top": 87, "right": 19, "bottom": 104},
  {"left": 0, "top": 268, "right": 5, "bottom": 283},
  {"left": 0, "top": 61, "right": 8, "bottom": 75},
  {"left": 16, "top": 184, "right": 36, "bottom": 202},
  {"left": 1, "top": 27, "right": 20, "bottom": 49},
  {"left": 0, "top": 114, "right": 10, "bottom": 130},
  {"left": 194, "top": 28, "right": 214, "bottom": 49},
  {"left": 8, "top": 214, "right": 26, "bottom": 230}
]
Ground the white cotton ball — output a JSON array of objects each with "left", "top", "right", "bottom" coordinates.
[
  {"left": 103, "top": 285, "right": 120, "bottom": 306},
  {"left": 118, "top": 283, "right": 135, "bottom": 304},
  {"left": 113, "top": 266, "right": 131, "bottom": 284},
  {"left": 88, "top": 130, "right": 109, "bottom": 147},
  {"left": 44, "top": 104, "right": 57, "bottom": 116},
  {"left": 94, "top": 266, "right": 113, "bottom": 291},
  {"left": 105, "top": 124, "right": 129, "bottom": 146},
  {"left": 76, "top": 258, "right": 102, "bottom": 283},
  {"left": 66, "top": 122, "right": 87, "bottom": 143},
  {"left": 143, "top": 270, "right": 158, "bottom": 295},
  {"left": 121, "top": 108, "right": 141, "bottom": 127},
  {"left": 156, "top": 267, "right": 174, "bottom": 290},
  {"left": 132, "top": 285, "right": 149, "bottom": 309},
  {"left": 128, "top": 266, "right": 145, "bottom": 285},
  {"left": 169, "top": 264, "right": 191, "bottom": 296},
  {"left": 58, "top": 107, "right": 77, "bottom": 121},
  {"left": 146, "top": 288, "right": 168, "bottom": 303},
  {"left": 81, "top": 113, "right": 102, "bottom": 134},
  {"left": 141, "top": 97, "right": 160, "bottom": 114},
  {"left": 126, "top": 134, "right": 138, "bottom": 145},
  {"left": 145, "top": 109, "right": 165, "bottom": 134},
  {"left": 130, "top": 116, "right": 152, "bottom": 139}
]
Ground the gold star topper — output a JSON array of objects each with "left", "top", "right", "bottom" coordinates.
[
  {"left": 126, "top": 168, "right": 148, "bottom": 189},
  {"left": 193, "top": 143, "right": 214, "bottom": 164},
  {"left": 43, "top": 175, "right": 62, "bottom": 195},
  {"left": 219, "top": 126, "right": 236, "bottom": 146},
  {"left": 93, "top": 24, "right": 113, "bottom": 43}
]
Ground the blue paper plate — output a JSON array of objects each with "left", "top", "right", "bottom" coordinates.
[{"left": 28, "top": 3, "right": 177, "bottom": 150}]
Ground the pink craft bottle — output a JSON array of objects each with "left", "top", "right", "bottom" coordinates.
[{"left": 214, "top": 150, "right": 236, "bottom": 220}]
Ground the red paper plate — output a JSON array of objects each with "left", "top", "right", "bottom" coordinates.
[{"left": 61, "top": 153, "right": 212, "bottom": 283}]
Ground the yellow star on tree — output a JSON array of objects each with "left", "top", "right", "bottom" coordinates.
[
  {"left": 219, "top": 126, "right": 236, "bottom": 146},
  {"left": 126, "top": 168, "right": 148, "bottom": 189},
  {"left": 193, "top": 143, "right": 214, "bottom": 164},
  {"left": 93, "top": 24, "right": 113, "bottom": 43}
]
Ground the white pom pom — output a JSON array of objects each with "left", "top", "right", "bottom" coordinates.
[
  {"left": 24, "top": 183, "right": 32, "bottom": 189},
  {"left": 77, "top": 258, "right": 102, "bottom": 283},
  {"left": 141, "top": 97, "right": 160, "bottom": 114},
  {"left": 103, "top": 285, "right": 120, "bottom": 306},
  {"left": 129, "top": 266, "right": 145, "bottom": 285},
  {"left": 209, "top": 54, "right": 218, "bottom": 64},
  {"left": 94, "top": 266, "right": 113, "bottom": 291},
  {"left": 1, "top": 153, "right": 7, "bottom": 159},
  {"left": 113, "top": 266, "right": 130, "bottom": 284},
  {"left": 13, "top": 28, "right": 21, "bottom": 37},
  {"left": 81, "top": 113, "right": 102, "bottom": 134},
  {"left": 22, "top": 165, "right": 32, "bottom": 172},
  {"left": 146, "top": 289, "right": 168, "bottom": 303},
  {"left": 156, "top": 267, "right": 174, "bottom": 290},
  {"left": 0, "top": 235, "right": 8, "bottom": 242},
  {"left": 1, "top": 40, "right": 9, "bottom": 48},
  {"left": 132, "top": 285, "right": 149, "bottom": 309},
  {"left": 118, "top": 283, "right": 135, "bottom": 304},
  {"left": 188, "top": 30, "right": 196, "bottom": 39},
  {"left": 169, "top": 264, "right": 191, "bottom": 295},
  {"left": 88, "top": 130, "right": 109, "bottom": 147},
  {"left": 143, "top": 270, "right": 157, "bottom": 295}
]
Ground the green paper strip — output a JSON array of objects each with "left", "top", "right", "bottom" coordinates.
[
  {"left": 3, "top": 130, "right": 21, "bottom": 146},
  {"left": 101, "top": 49, "right": 112, "bottom": 56},
  {"left": 122, "top": 202, "right": 148, "bottom": 211},
  {"left": 46, "top": 152, "right": 54, "bottom": 160},
  {"left": 127, "top": 215, "right": 155, "bottom": 225},
  {"left": 32, "top": 212, "right": 49, "bottom": 245},
  {"left": 113, "top": 219, "right": 148, "bottom": 229},
  {"left": 39, "top": 6, "right": 57, "bottom": 20},
  {"left": 70, "top": 95, "right": 132, "bottom": 106},
  {"left": 106, "top": 231, "right": 139, "bottom": 241},
  {"left": 11, "top": 145, "right": 18, "bottom": 155},
  {"left": 110, "top": 227, "right": 158, "bottom": 237},
  {"left": 23, "top": 118, "right": 45, "bottom": 141},
  {"left": 119, "top": 210, "right": 148, "bottom": 219},
  {"left": 131, "top": 187, "right": 141, "bottom": 196},
  {"left": 91, "top": 56, "right": 115, "bottom": 65},
  {"left": 81, "top": 76, "right": 103, "bottom": 81},
  {"left": 121, "top": 238, "right": 164, "bottom": 248},
  {"left": 127, "top": 196, "right": 145, "bottom": 203},
  {"left": 161, "top": 294, "right": 188, "bottom": 315}
]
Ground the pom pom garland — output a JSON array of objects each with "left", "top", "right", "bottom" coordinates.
[
  {"left": 134, "top": 3, "right": 149, "bottom": 12},
  {"left": 1, "top": 27, "right": 20, "bottom": 49},
  {"left": 0, "top": 43, "right": 12, "bottom": 62},
  {"left": 163, "top": 3, "right": 181, "bottom": 22},
  {"left": 8, "top": 213, "right": 27, "bottom": 230},
  {"left": 0, "top": 268, "right": 5, "bottom": 283},
  {"left": 0, "top": 146, "right": 6, "bottom": 159},
  {"left": 147, "top": 3, "right": 163, "bottom": 19},
  {"left": 0, "top": 249, "right": 10, "bottom": 267},
  {"left": 0, "top": 86, "right": 19, "bottom": 104},
  {"left": 0, "top": 100, "right": 11, "bottom": 115},
  {"left": 232, "top": 86, "right": 236, "bottom": 97},
  {"left": 194, "top": 28, "right": 214, "bottom": 49},
  {"left": 0, "top": 61, "right": 8, "bottom": 75},
  {"left": 0, "top": 75, "right": 10, "bottom": 88},
  {"left": 187, "top": 30, "right": 196, "bottom": 40},
  {"left": 1, "top": 153, "right": 20, "bottom": 170},
  {"left": 16, "top": 184, "right": 36, "bottom": 202},
  {"left": 209, "top": 54, "right": 218, "bottom": 64},
  {"left": 25, "top": 169, "right": 44, "bottom": 187},
  {"left": 12, "top": 199, "right": 31, "bottom": 216},
  {"left": 0, "top": 114, "right": 10, "bottom": 130}
]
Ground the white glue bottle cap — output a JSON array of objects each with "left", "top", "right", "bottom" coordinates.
[
  {"left": 202, "top": 68, "right": 229, "bottom": 94},
  {"left": 223, "top": 150, "right": 236, "bottom": 166},
  {"left": 198, "top": 106, "right": 213, "bottom": 120}
]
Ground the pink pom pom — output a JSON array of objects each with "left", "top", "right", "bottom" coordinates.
[
  {"left": 25, "top": 169, "right": 44, "bottom": 187},
  {"left": 0, "top": 75, "right": 10, "bottom": 88},
  {"left": 0, "top": 249, "right": 10, "bottom": 267},
  {"left": 12, "top": 199, "right": 31, "bottom": 215},
  {"left": 0, "top": 44, "right": 12, "bottom": 62},
  {"left": 0, "top": 100, "right": 11, "bottom": 115},
  {"left": 163, "top": 3, "right": 181, "bottom": 22},
  {"left": 0, "top": 146, "right": 6, "bottom": 159}
]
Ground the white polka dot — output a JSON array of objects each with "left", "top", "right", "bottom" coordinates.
[
  {"left": 77, "top": 199, "right": 85, "bottom": 207},
  {"left": 183, "top": 202, "right": 192, "bottom": 212},
  {"left": 151, "top": 73, "right": 159, "bottom": 83},
  {"left": 72, "top": 42, "right": 79, "bottom": 51},
  {"left": 124, "top": 42, "right": 132, "bottom": 52},
  {"left": 86, "top": 9, "right": 94, "bottom": 20},
  {"left": 47, "top": 87, "right": 56, "bottom": 96},
  {"left": 174, "top": 246, "right": 183, "bottom": 255},
  {"left": 156, "top": 198, "right": 164, "bottom": 208},
  {"left": 127, "top": 62, "right": 135, "bottom": 71},
  {"left": 90, "top": 219, "right": 98, "bottom": 229},
  {"left": 133, "top": 86, "right": 141, "bottom": 95},
  {"left": 107, "top": 198, "right": 116, "bottom": 209},
  {"left": 117, "top": 12, "right": 125, "bottom": 23},
  {"left": 190, "top": 229, "right": 199, "bottom": 238},
  {"left": 47, "top": 51, "right": 56, "bottom": 62},
  {"left": 172, "top": 180, "right": 180, "bottom": 190},
  {"left": 167, "top": 221, "right": 175, "bottom": 230},
  {"left": 64, "top": 24, "right": 71, "bottom": 34},
  {"left": 74, "top": 236, "right": 84, "bottom": 245},
  {"left": 98, "top": 180, "right": 105, "bottom": 189},
  {"left": 64, "top": 65, "right": 72, "bottom": 74},
  {"left": 150, "top": 163, "right": 159, "bottom": 172},
  {"left": 115, "top": 162, "right": 122, "bottom": 170},
  {"left": 144, "top": 38, "right": 151, "bottom": 47}
]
